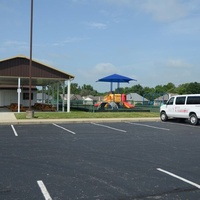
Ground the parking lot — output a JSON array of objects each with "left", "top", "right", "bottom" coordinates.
[{"left": 0, "top": 121, "right": 200, "bottom": 200}]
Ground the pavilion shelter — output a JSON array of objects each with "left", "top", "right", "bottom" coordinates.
[{"left": 0, "top": 55, "right": 74, "bottom": 113}]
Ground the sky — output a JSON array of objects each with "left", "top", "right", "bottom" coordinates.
[{"left": 0, "top": 0, "right": 200, "bottom": 92}]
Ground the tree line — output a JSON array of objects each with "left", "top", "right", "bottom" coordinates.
[{"left": 67, "top": 82, "right": 200, "bottom": 99}]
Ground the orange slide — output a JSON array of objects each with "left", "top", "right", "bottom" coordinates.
[{"left": 123, "top": 101, "right": 134, "bottom": 108}]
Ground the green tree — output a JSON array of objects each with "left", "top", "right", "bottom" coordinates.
[
  {"left": 163, "top": 82, "right": 175, "bottom": 91},
  {"left": 129, "top": 84, "right": 144, "bottom": 95},
  {"left": 186, "top": 82, "right": 200, "bottom": 94},
  {"left": 143, "top": 87, "right": 155, "bottom": 101},
  {"left": 143, "top": 86, "right": 155, "bottom": 95},
  {"left": 82, "top": 84, "right": 94, "bottom": 91},
  {"left": 80, "top": 84, "right": 98, "bottom": 96},
  {"left": 155, "top": 85, "right": 165, "bottom": 94},
  {"left": 65, "top": 83, "right": 81, "bottom": 94},
  {"left": 176, "top": 83, "right": 188, "bottom": 94}
]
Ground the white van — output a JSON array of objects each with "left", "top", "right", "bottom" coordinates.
[{"left": 160, "top": 94, "right": 200, "bottom": 125}]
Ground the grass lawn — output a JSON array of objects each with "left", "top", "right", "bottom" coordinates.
[{"left": 15, "top": 111, "right": 160, "bottom": 119}]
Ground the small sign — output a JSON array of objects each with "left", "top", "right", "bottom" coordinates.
[{"left": 17, "top": 89, "right": 21, "bottom": 93}]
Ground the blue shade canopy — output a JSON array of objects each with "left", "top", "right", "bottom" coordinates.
[
  {"left": 97, "top": 74, "right": 136, "bottom": 83},
  {"left": 97, "top": 74, "right": 137, "bottom": 92}
]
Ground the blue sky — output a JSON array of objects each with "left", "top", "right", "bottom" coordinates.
[{"left": 0, "top": 0, "right": 200, "bottom": 92}]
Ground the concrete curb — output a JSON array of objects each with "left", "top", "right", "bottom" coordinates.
[{"left": 0, "top": 117, "right": 160, "bottom": 125}]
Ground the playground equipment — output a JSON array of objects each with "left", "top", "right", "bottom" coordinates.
[
  {"left": 95, "top": 73, "right": 136, "bottom": 110},
  {"left": 95, "top": 93, "right": 134, "bottom": 110}
]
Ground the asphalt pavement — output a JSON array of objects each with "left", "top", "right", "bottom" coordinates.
[{"left": 1, "top": 121, "right": 200, "bottom": 199}]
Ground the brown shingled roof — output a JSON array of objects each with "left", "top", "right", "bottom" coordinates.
[{"left": 0, "top": 55, "right": 75, "bottom": 86}]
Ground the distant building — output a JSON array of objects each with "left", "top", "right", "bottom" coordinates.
[
  {"left": 60, "top": 94, "right": 82, "bottom": 102},
  {"left": 86, "top": 95, "right": 104, "bottom": 102},
  {"left": 154, "top": 93, "right": 178, "bottom": 106},
  {"left": 126, "top": 93, "right": 149, "bottom": 105},
  {"left": 37, "top": 93, "right": 52, "bottom": 103},
  {"left": 83, "top": 97, "right": 93, "bottom": 105}
]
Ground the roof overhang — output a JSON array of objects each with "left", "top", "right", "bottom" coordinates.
[
  {"left": 0, "top": 55, "right": 75, "bottom": 87},
  {"left": 0, "top": 76, "right": 69, "bottom": 86}
]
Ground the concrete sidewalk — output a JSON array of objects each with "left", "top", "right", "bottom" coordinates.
[
  {"left": 0, "top": 112, "right": 160, "bottom": 125},
  {"left": 0, "top": 112, "right": 17, "bottom": 123}
]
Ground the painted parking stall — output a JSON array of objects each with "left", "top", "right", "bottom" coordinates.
[
  {"left": 53, "top": 123, "right": 76, "bottom": 134},
  {"left": 11, "top": 124, "right": 18, "bottom": 136},
  {"left": 37, "top": 180, "right": 52, "bottom": 200},
  {"left": 0, "top": 122, "right": 200, "bottom": 199},
  {"left": 157, "top": 168, "right": 200, "bottom": 189},
  {"left": 125, "top": 121, "right": 170, "bottom": 131},
  {"left": 91, "top": 122, "right": 127, "bottom": 133}
]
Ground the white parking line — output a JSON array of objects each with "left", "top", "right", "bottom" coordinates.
[
  {"left": 163, "top": 121, "right": 200, "bottom": 129},
  {"left": 37, "top": 180, "right": 52, "bottom": 200},
  {"left": 53, "top": 123, "right": 76, "bottom": 134},
  {"left": 126, "top": 122, "right": 170, "bottom": 131},
  {"left": 157, "top": 168, "right": 200, "bottom": 189},
  {"left": 91, "top": 122, "right": 127, "bottom": 133},
  {"left": 11, "top": 125, "right": 18, "bottom": 136}
]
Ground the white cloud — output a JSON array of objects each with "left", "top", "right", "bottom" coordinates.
[
  {"left": 166, "top": 59, "right": 192, "bottom": 68},
  {"left": 94, "top": 63, "right": 119, "bottom": 75},
  {"left": 139, "top": 58, "right": 195, "bottom": 87},
  {"left": 0, "top": 2, "right": 14, "bottom": 13},
  {"left": 70, "top": 0, "right": 200, "bottom": 24},
  {"left": 76, "top": 63, "right": 118, "bottom": 87},
  {"left": 53, "top": 37, "right": 88, "bottom": 46},
  {"left": 102, "top": 0, "right": 200, "bottom": 23},
  {"left": 64, "top": 37, "right": 88, "bottom": 43},
  {"left": 80, "top": 63, "right": 119, "bottom": 80},
  {"left": 3, "top": 40, "right": 28, "bottom": 51},
  {"left": 86, "top": 22, "right": 107, "bottom": 30},
  {"left": 101, "top": 0, "right": 135, "bottom": 6},
  {"left": 166, "top": 17, "right": 200, "bottom": 34},
  {"left": 4, "top": 40, "right": 27, "bottom": 46},
  {"left": 71, "top": 0, "right": 133, "bottom": 5},
  {"left": 140, "top": 0, "right": 189, "bottom": 22}
]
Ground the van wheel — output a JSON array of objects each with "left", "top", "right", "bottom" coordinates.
[
  {"left": 189, "top": 114, "right": 199, "bottom": 125},
  {"left": 160, "top": 111, "right": 168, "bottom": 122}
]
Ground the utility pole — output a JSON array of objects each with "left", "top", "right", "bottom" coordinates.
[{"left": 27, "top": 0, "right": 34, "bottom": 118}]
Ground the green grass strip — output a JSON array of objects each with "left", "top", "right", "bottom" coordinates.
[{"left": 15, "top": 111, "right": 159, "bottom": 119}]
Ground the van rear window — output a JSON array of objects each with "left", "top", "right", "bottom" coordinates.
[
  {"left": 186, "top": 96, "right": 200, "bottom": 104},
  {"left": 175, "top": 97, "right": 186, "bottom": 105}
]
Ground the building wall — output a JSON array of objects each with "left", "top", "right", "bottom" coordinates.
[
  {"left": 0, "top": 89, "right": 37, "bottom": 107},
  {"left": 0, "top": 90, "right": 16, "bottom": 106}
]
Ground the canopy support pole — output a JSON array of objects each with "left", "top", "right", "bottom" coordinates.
[
  {"left": 42, "top": 86, "right": 45, "bottom": 103},
  {"left": 57, "top": 82, "right": 59, "bottom": 111},
  {"left": 17, "top": 78, "right": 21, "bottom": 113},
  {"left": 52, "top": 84, "right": 55, "bottom": 106},
  {"left": 47, "top": 86, "right": 50, "bottom": 104},
  {"left": 62, "top": 81, "right": 65, "bottom": 112},
  {"left": 117, "top": 82, "right": 120, "bottom": 93},
  {"left": 110, "top": 82, "right": 113, "bottom": 92},
  {"left": 67, "top": 79, "right": 71, "bottom": 113}
]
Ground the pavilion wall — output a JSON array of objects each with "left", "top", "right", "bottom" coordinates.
[{"left": 0, "top": 89, "right": 37, "bottom": 107}]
